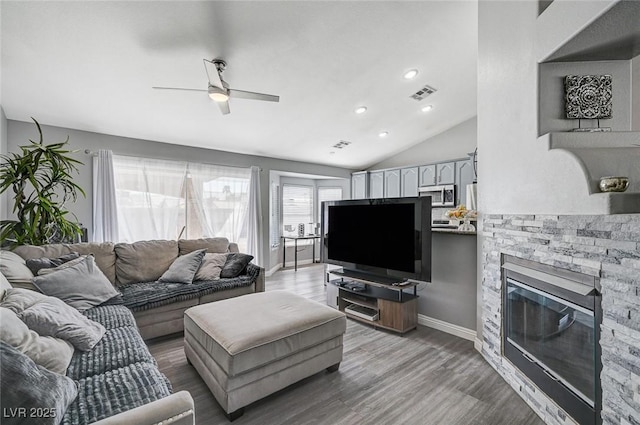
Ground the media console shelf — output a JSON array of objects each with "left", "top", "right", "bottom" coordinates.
[{"left": 326, "top": 269, "right": 418, "bottom": 334}]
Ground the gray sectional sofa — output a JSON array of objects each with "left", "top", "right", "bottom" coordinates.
[
  {"left": 0, "top": 237, "right": 264, "bottom": 425},
  {"left": 10, "top": 237, "right": 265, "bottom": 339}
]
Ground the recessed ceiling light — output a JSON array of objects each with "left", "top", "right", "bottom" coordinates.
[
  {"left": 421, "top": 105, "right": 433, "bottom": 112},
  {"left": 378, "top": 131, "right": 389, "bottom": 138},
  {"left": 403, "top": 69, "right": 419, "bottom": 80},
  {"left": 354, "top": 106, "right": 367, "bottom": 114}
]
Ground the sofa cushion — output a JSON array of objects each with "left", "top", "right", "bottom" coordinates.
[
  {"left": 26, "top": 252, "right": 81, "bottom": 275},
  {"left": 0, "top": 307, "right": 74, "bottom": 374},
  {"left": 33, "top": 255, "right": 121, "bottom": 312},
  {"left": 0, "top": 341, "right": 78, "bottom": 425},
  {"left": 183, "top": 290, "right": 347, "bottom": 376},
  {"left": 120, "top": 270, "right": 259, "bottom": 312},
  {"left": 1, "top": 288, "right": 106, "bottom": 352},
  {"left": 158, "top": 249, "right": 206, "bottom": 284},
  {"left": 115, "top": 240, "right": 178, "bottom": 285},
  {"left": 0, "top": 250, "right": 35, "bottom": 289},
  {"left": 83, "top": 305, "right": 138, "bottom": 330},
  {"left": 66, "top": 326, "right": 156, "bottom": 380},
  {"left": 62, "top": 361, "right": 172, "bottom": 425},
  {"left": 13, "top": 243, "right": 117, "bottom": 285},
  {"left": 194, "top": 253, "right": 227, "bottom": 281},
  {"left": 220, "top": 253, "right": 254, "bottom": 278},
  {"left": 178, "top": 237, "right": 229, "bottom": 255}
]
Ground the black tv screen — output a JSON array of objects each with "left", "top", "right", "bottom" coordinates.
[{"left": 321, "top": 197, "right": 431, "bottom": 282}]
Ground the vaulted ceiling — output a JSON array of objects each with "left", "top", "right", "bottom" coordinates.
[{"left": 1, "top": 1, "right": 477, "bottom": 169}]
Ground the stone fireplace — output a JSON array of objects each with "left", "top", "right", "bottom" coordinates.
[{"left": 481, "top": 214, "right": 640, "bottom": 425}]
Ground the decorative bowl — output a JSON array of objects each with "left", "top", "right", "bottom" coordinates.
[{"left": 598, "top": 176, "right": 629, "bottom": 193}]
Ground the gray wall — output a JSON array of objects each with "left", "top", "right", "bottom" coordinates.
[
  {"left": 6, "top": 119, "right": 353, "bottom": 267},
  {"left": 420, "top": 232, "right": 477, "bottom": 331},
  {"left": 368, "top": 117, "right": 477, "bottom": 170}
]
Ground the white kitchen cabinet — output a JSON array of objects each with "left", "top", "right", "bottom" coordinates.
[
  {"left": 351, "top": 172, "right": 368, "bottom": 199},
  {"left": 369, "top": 171, "right": 384, "bottom": 198},
  {"left": 419, "top": 165, "right": 436, "bottom": 186},
  {"left": 455, "top": 159, "right": 475, "bottom": 206},
  {"left": 384, "top": 169, "right": 401, "bottom": 198},
  {"left": 436, "top": 162, "right": 455, "bottom": 185},
  {"left": 401, "top": 167, "right": 419, "bottom": 197}
]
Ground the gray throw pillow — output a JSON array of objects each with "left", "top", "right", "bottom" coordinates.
[
  {"left": 220, "top": 253, "right": 254, "bottom": 278},
  {"left": 25, "top": 252, "right": 80, "bottom": 275},
  {"left": 158, "top": 249, "right": 207, "bottom": 284},
  {"left": 0, "top": 341, "right": 78, "bottom": 425},
  {"left": 32, "top": 255, "right": 121, "bottom": 312},
  {"left": 1, "top": 288, "right": 106, "bottom": 352},
  {"left": 194, "top": 253, "right": 227, "bottom": 281},
  {"left": 0, "top": 307, "right": 74, "bottom": 375}
]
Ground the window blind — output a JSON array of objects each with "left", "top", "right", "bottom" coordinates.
[{"left": 282, "top": 185, "right": 313, "bottom": 234}]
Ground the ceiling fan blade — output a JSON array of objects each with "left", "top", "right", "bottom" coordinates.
[
  {"left": 217, "top": 100, "right": 230, "bottom": 115},
  {"left": 152, "top": 86, "right": 207, "bottom": 92},
  {"left": 203, "top": 59, "right": 224, "bottom": 89},
  {"left": 229, "top": 89, "right": 279, "bottom": 103}
]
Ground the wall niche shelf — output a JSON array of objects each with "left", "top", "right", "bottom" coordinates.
[
  {"left": 542, "top": 131, "right": 640, "bottom": 214},
  {"left": 535, "top": 0, "right": 640, "bottom": 214}
]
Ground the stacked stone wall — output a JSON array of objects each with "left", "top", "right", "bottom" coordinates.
[{"left": 481, "top": 214, "right": 640, "bottom": 425}]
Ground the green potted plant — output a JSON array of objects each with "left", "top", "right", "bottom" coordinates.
[{"left": 0, "top": 118, "right": 85, "bottom": 247}]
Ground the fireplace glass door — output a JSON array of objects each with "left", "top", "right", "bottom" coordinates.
[{"left": 505, "top": 278, "right": 597, "bottom": 407}]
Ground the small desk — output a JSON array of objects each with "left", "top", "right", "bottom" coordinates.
[{"left": 282, "top": 235, "right": 321, "bottom": 271}]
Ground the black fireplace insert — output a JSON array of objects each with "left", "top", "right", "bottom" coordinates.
[{"left": 502, "top": 255, "right": 602, "bottom": 425}]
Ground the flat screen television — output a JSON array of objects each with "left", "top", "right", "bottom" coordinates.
[{"left": 321, "top": 197, "right": 431, "bottom": 283}]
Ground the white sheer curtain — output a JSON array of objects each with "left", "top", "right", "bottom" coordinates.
[
  {"left": 246, "top": 166, "right": 262, "bottom": 265},
  {"left": 112, "top": 156, "right": 187, "bottom": 242},
  {"left": 187, "top": 162, "right": 252, "bottom": 252},
  {"left": 92, "top": 150, "right": 119, "bottom": 242}
]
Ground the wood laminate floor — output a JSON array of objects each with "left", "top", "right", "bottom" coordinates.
[{"left": 147, "top": 264, "right": 545, "bottom": 425}]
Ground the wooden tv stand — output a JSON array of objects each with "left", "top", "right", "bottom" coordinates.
[{"left": 326, "top": 269, "right": 418, "bottom": 334}]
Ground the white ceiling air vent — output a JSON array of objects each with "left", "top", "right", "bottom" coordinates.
[
  {"left": 332, "top": 140, "right": 352, "bottom": 149},
  {"left": 410, "top": 84, "right": 438, "bottom": 101}
]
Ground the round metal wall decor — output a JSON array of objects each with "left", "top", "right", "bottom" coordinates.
[{"left": 564, "top": 75, "right": 612, "bottom": 120}]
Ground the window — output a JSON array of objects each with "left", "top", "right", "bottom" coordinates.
[
  {"left": 112, "top": 155, "right": 252, "bottom": 251},
  {"left": 317, "top": 187, "right": 343, "bottom": 221},
  {"left": 282, "top": 185, "right": 313, "bottom": 236}
]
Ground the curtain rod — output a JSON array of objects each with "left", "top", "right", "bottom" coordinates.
[{"left": 83, "top": 149, "right": 262, "bottom": 172}]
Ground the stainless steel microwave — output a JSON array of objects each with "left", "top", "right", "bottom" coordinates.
[{"left": 418, "top": 185, "right": 456, "bottom": 207}]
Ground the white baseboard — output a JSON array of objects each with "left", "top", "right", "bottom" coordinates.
[
  {"left": 474, "top": 336, "right": 483, "bottom": 352},
  {"left": 283, "top": 259, "right": 315, "bottom": 268},
  {"left": 417, "top": 314, "right": 476, "bottom": 342},
  {"left": 265, "top": 264, "right": 282, "bottom": 277},
  {"left": 266, "top": 260, "right": 319, "bottom": 276}
]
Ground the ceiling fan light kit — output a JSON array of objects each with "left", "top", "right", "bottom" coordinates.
[
  {"left": 153, "top": 58, "right": 279, "bottom": 115},
  {"left": 208, "top": 85, "right": 229, "bottom": 102}
]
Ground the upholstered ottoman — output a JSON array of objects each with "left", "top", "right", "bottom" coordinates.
[{"left": 183, "top": 290, "right": 346, "bottom": 420}]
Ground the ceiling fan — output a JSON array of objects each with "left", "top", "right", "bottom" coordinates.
[{"left": 152, "top": 59, "right": 279, "bottom": 115}]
